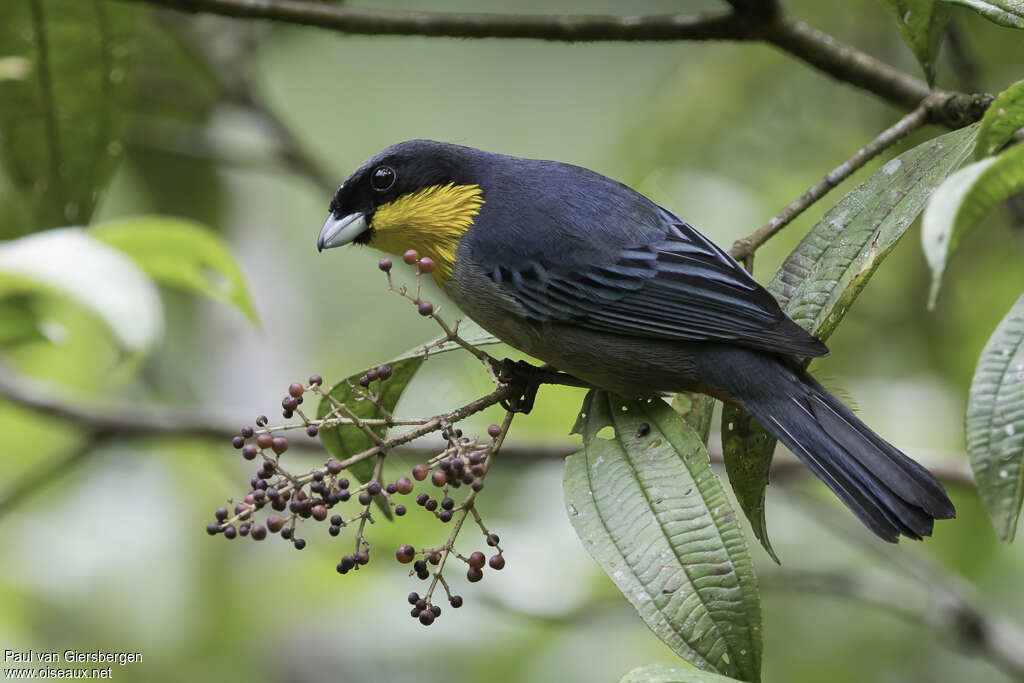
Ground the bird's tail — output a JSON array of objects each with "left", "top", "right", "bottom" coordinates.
[{"left": 702, "top": 349, "right": 955, "bottom": 542}]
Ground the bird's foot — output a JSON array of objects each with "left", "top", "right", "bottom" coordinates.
[
  {"left": 496, "top": 359, "right": 543, "bottom": 414},
  {"left": 493, "top": 358, "right": 592, "bottom": 414}
]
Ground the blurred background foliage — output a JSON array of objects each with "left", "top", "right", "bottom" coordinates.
[{"left": 0, "top": 0, "right": 1022, "bottom": 681}]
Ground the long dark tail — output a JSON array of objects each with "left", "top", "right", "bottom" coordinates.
[{"left": 702, "top": 348, "right": 955, "bottom": 542}]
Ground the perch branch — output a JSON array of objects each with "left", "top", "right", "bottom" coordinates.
[{"left": 111, "top": 0, "right": 994, "bottom": 128}]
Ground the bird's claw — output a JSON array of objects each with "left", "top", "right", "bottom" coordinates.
[{"left": 496, "top": 358, "right": 542, "bottom": 414}]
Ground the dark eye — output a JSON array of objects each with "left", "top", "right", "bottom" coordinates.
[{"left": 371, "top": 166, "right": 396, "bottom": 191}]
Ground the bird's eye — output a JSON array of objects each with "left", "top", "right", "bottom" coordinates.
[{"left": 371, "top": 166, "right": 396, "bottom": 191}]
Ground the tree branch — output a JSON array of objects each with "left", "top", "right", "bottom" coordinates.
[
  {"left": 760, "top": 568, "right": 1024, "bottom": 681},
  {"left": 0, "top": 362, "right": 975, "bottom": 519},
  {"left": 729, "top": 101, "right": 931, "bottom": 261},
  {"left": 111, "top": 0, "right": 992, "bottom": 127}
]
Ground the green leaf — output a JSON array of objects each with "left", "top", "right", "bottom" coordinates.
[
  {"left": 720, "top": 404, "right": 779, "bottom": 564},
  {"left": 880, "top": 0, "right": 950, "bottom": 84},
  {"left": 975, "top": 79, "right": 1024, "bottom": 159},
  {"left": 316, "top": 321, "right": 503, "bottom": 511},
  {"left": 566, "top": 391, "right": 762, "bottom": 682},
  {"left": 940, "top": 0, "right": 1024, "bottom": 28},
  {"left": 923, "top": 141, "right": 1024, "bottom": 307},
  {"left": 722, "top": 125, "right": 978, "bottom": 553},
  {"left": 773, "top": 124, "right": 978, "bottom": 336},
  {"left": 0, "top": 0, "right": 136, "bottom": 234},
  {"left": 0, "top": 294, "right": 47, "bottom": 348},
  {"left": 620, "top": 664, "right": 744, "bottom": 683},
  {"left": 0, "top": 229, "right": 162, "bottom": 350},
  {"left": 317, "top": 357, "right": 424, "bottom": 518},
  {"left": 91, "top": 215, "right": 258, "bottom": 323},
  {"left": 966, "top": 293, "right": 1024, "bottom": 541}
]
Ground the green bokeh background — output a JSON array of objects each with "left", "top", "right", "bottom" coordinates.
[{"left": 1, "top": 1, "right": 1023, "bottom": 681}]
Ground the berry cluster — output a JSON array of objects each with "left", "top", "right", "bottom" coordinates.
[{"left": 208, "top": 249, "right": 519, "bottom": 626}]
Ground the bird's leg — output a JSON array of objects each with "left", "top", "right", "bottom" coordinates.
[{"left": 494, "top": 358, "right": 592, "bottom": 414}]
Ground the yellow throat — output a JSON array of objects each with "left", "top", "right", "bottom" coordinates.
[{"left": 368, "top": 183, "right": 485, "bottom": 283}]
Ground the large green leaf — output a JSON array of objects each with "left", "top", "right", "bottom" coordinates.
[
  {"left": 923, "top": 142, "right": 1024, "bottom": 306},
  {"left": 0, "top": 0, "right": 136, "bottom": 235},
  {"left": 880, "top": 0, "right": 950, "bottom": 84},
  {"left": 566, "top": 391, "right": 761, "bottom": 682},
  {"left": 620, "top": 664, "right": 743, "bottom": 683},
  {"left": 966, "top": 294, "right": 1024, "bottom": 541},
  {"left": 0, "top": 229, "right": 162, "bottom": 351},
  {"left": 723, "top": 125, "right": 978, "bottom": 551},
  {"left": 317, "top": 321, "right": 502, "bottom": 499},
  {"left": 91, "top": 215, "right": 258, "bottom": 323},
  {"left": 975, "top": 79, "right": 1024, "bottom": 159},
  {"left": 940, "top": 0, "right": 1024, "bottom": 28},
  {"left": 773, "top": 124, "right": 978, "bottom": 335}
]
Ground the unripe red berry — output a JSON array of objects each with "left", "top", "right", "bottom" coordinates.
[
  {"left": 266, "top": 516, "right": 285, "bottom": 533},
  {"left": 468, "top": 552, "right": 485, "bottom": 568},
  {"left": 412, "top": 465, "right": 428, "bottom": 481},
  {"left": 431, "top": 470, "right": 447, "bottom": 487},
  {"left": 417, "top": 257, "right": 436, "bottom": 274},
  {"left": 256, "top": 434, "right": 273, "bottom": 449},
  {"left": 288, "top": 383, "right": 304, "bottom": 398},
  {"left": 241, "top": 445, "right": 258, "bottom": 460},
  {"left": 272, "top": 437, "right": 289, "bottom": 455},
  {"left": 403, "top": 249, "right": 419, "bottom": 265},
  {"left": 311, "top": 505, "right": 327, "bottom": 521},
  {"left": 395, "top": 477, "right": 413, "bottom": 494}
]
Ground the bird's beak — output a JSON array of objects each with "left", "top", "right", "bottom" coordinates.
[{"left": 317, "top": 212, "right": 368, "bottom": 252}]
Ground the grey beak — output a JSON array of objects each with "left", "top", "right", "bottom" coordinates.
[{"left": 317, "top": 212, "right": 368, "bottom": 252}]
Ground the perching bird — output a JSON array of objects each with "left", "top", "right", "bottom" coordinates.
[{"left": 317, "top": 139, "right": 955, "bottom": 542}]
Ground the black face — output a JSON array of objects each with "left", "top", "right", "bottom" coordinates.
[{"left": 327, "top": 140, "right": 480, "bottom": 243}]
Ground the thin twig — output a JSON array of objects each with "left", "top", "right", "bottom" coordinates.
[{"left": 729, "top": 101, "right": 931, "bottom": 261}]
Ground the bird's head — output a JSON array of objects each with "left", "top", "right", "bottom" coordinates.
[{"left": 317, "top": 140, "right": 486, "bottom": 283}]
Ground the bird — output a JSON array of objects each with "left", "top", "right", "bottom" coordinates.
[{"left": 316, "top": 139, "right": 955, "bottom": 543}]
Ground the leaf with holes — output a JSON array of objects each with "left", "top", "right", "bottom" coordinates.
[
  {"left": 566, "top": 391, "right": 761, "bottom": 682},
  {"left": 923, "top": 142, "right": 1024, "bottom": 307},
  {"left": 317, "top": 321, "right": 502, "bottom": 512},
  {"left": 940, "top": 0, "right": 1024, "bottom": 28},
  {"left": 91, "top": 215, "right": 257, "bottom": 323},
  {"left": 975, "top": 79, "right": 1024, "bottom": 159},
  {"left": 967, "top": 294, "right": 1024, "bottom": 541},
  {"left": 0, "top": 0, "right": 137, "bottom": 235},
  {"left": 620, "top": 664, "right": 744, "bottom": 683},
  {"left": 721, "top": 125, "right": 978, "bottom": 556},
  {"left": 720, "top": 404, "right": 778, "bottom": 564},
  {"left": 880, "top": 0, "right": 950, "bottom": 84}
]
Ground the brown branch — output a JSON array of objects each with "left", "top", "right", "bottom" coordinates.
[
  {"left": 110, "top": 0, "right": 994, "bottom": 128},
  {"left": 760, "top": 568, "right": 1024, "bottom": 681},
  {"left": 729, "top": 101, "right": 931, "bottom": 261},
  {"left": 115, "top": 0, "right": 750, "bottom": 42}
]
